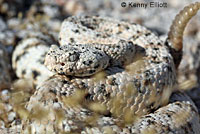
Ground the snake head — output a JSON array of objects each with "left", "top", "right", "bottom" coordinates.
[{"left": 45, "top": 44, "right": 109, "bottom": 77}]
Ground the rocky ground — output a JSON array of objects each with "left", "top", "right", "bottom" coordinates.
[{"left": 0, "top": 0, "right": 200, "bottom": 129}]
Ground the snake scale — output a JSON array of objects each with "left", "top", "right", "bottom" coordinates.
[{"left": 1, "top": 2, "right": 200, "bottom": 134}]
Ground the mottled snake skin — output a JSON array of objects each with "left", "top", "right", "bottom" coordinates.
[{"left": 1, "top": 2, "right": 200, "bottom": 134}]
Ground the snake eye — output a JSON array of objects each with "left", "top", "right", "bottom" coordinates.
[{"left": 68, "top": 53, "right": 79, "bottom": 62}]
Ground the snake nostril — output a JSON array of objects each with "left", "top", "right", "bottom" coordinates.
[{"left": 60, "top": 63, "right": 65, "bottom": 66}]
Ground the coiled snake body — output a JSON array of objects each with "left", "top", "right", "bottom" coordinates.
[{"left": 1, "top": 2, "right": 200, "bottom": 134}]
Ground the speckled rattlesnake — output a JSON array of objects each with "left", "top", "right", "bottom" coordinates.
[{"left": 1, "top": 2, "right": 200, "bottom": 134}]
